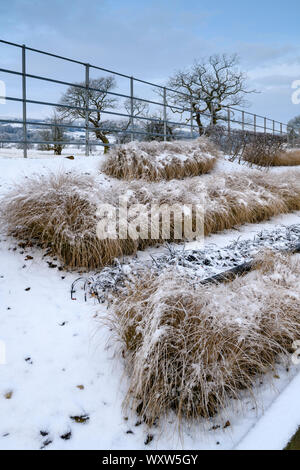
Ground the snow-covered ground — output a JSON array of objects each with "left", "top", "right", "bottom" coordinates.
[
  {"left": 0, "top": 146, "right": 105, "bottom": 160},
  {"left": 1, "top": 151, "right": 300, "bottom": 450}
]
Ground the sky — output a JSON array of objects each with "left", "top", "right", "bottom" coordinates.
[{"left": 0, "top": 0, "right": 300, "bottom": 124}]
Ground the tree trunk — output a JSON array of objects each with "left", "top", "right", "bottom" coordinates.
[
  {"left": 195, "top": 112, "right": 204, "bottom": 136},
  {"left": 212, "top": 112, "right": 217, "bottom": 125},
  {"left": 54, "top": 144, "right": 62, "bottom": 155},
  {"left": 94, "top": 128, "right": 110, "bottom": 154}
]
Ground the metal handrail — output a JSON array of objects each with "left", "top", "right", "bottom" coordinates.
[{"left": 0, "top": 38, "right": 295, "bottom": 157}]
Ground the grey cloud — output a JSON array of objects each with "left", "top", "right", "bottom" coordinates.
[
  {"left": 236, "top": 42, "right": 297, "bottom": 66},
  {"left": 1, "top": 0, "right": 300, "bottom": 123}
]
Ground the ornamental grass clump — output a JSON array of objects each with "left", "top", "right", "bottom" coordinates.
[
  {"left": 107, "top": 251, "right": 300, "bottom": 425},
  {"left": 1, "top": 169, "right": 300, "bottom": 269},
  {"left": 101, "top": 137, "right": 218, "bottom": 181}
]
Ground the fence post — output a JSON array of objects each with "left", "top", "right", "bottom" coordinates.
[
  {"left": 280, "top": 123, "right": 283, "bottom": 135},
  {"left": 227, "top": 108, "right": 230, "bottom": 134},
  {"left": 254, "top": 114, "right": 256, "bottom": 134},
  {"left": 130, "top": 77, "right": 134, "bottom": 142},
  {"left": 22, "top": 45, "right": 27, "bottom": 158},
  {"left": 242, "top": 111, "right": 245, "bottom": 132},
  {"left": 190, "top": 99, "right": 194, "bottom": 139},
  {"left": 85, "top": 64, "right": 90, "bottom": 156},
  {"left": 264, "top": 117, "right": 266, "bottom": 134},
  {"left": 293, "top": 128, "right": 296, "bottom": 148},
  {"left": 211, "top": 103, "right": 215, "bottom": 126},
  {"left": 273, "top": 120, "right": 275, "bottom": 135},
  {"left": 163, "top": 87, "right": 167, "bottom": 141}
]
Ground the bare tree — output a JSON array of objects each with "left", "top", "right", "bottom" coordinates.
[
  {"left": 288, "top": 115, "right": 300, "bottom": 134},
  {"left": 37, "top": 129, "right": 52, "bottom": 151},
  {"left": 143, "top": 113, "right": 177, "bottom": 141},
  {"left": 124, "top": 97, "right": 149, "bottom": 122},
  {"left": 123, "top": 97, "right": 149, "bottom": 139},
  {"left": 167, "top": 54, "right": 256, "bottom": 135},
  {"left": 288, "top": 115, "right": 300, "bottom": 146},
  {"left": 37, "top": 112, "right": 67, "bottom": 155},
  {"left": 58, "top": 77, "right": 117, "bottom": 153},
  {"left": 113, "top": 98, "right": 149, "bottom": 144}
]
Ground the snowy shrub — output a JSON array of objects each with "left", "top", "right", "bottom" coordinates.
[
  {"left": 206, "top": 125, "right": 250, "bottom": 160},
  {"left": 0, "top": 172, "right": 139, "bottom": 270},
  {"left": 116, "top": 170, "right": 300, "bottom": 237},
  {"left": 107, "top": 251, "right": 300, "bottom": 424},
  {"left": 242, "top": 134, "right": 285, "bottom": 167},
  {"left": 207, "top": 128, "right": 298, "bottom": 167},
  {"left": 101, "top": 137, "right": 219, "bottom": 181},
  {"left": 2, "top": 169, "right": 300, "bottom": 269},
  {"left": 270, "top": 149, "right": 300, "bottom": 167}
]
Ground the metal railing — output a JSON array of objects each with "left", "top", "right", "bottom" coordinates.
[{"left": 0, "top": 38, "right": 296, "bottom": 158}]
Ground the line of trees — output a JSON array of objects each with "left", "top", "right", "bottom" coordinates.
[
  {"left": 288, "top": 115, "right": 300, "bottom": 145},
  {"left": 14, "top": 53, "right": 257, "bottom": 154}
]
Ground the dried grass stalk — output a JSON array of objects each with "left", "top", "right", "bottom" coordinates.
[
  {"left": 101, "top": 137, "right": 219, "bottom": 181},
  {"left": 117, "top": 170, "right": 300, "bottom": 236},
  {"left": 243, "top": 146, "right": 300, "bottom": 167},
  {"left": 271, "top": 150, "right": 300, "bottom": 167},
  {"left": 1, "top": 170, "right": 300, "bottom": 269},
  {"left": 108, "top": 251, "right": 300, "bottom": 424},
  {"left": 0, "top": 172, "right": 139, "bottom": 270}
]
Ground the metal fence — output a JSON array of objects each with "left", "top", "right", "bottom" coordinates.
[{"left": 0, "top": 38, "right": 296, "bottom": 158}]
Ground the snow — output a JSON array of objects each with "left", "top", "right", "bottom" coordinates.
[
  {"left": 0, "top": 146, "right": 105, "bottom": 160},
  {"left": 1, "top": 152, "right": 300, "bottom": 450},
  {"left": 85, "top": 223, "right": 300, "bottom": 303},
  {"left": 236, "top": 371, "right": 300, "bottom": 450}
]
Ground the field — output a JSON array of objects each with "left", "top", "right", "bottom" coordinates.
[{"left": 1, "top": 144, "right": 300, "bottom": 450}]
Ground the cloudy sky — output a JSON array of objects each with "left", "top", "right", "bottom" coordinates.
[{"left": 0, "top": 0, "right": 300, "bottom": 123}]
